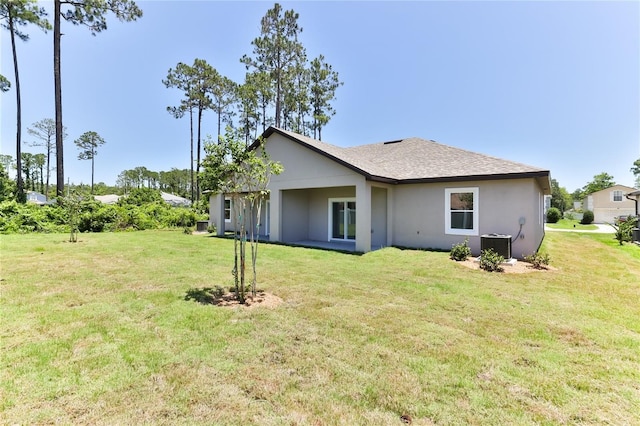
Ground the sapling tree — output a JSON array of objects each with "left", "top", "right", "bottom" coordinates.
[
  {"left": 61, "top": 191, "right": 82, "bottom": 242},
  {"left": 200, "top": 128, "right": 282, "bottom": 303}
]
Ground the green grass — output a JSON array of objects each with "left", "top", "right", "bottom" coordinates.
[
  {"left": 1, "top": 230, "right": 639, "bottom": 425},
  {"left": 546, "top": 218, "right": 598, "bottom": 230}
]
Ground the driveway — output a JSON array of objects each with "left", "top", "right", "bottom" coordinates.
[{"left": 545, "top": 224, "right": 614, "bottom": 233}]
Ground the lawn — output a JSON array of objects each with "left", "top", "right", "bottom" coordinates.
[
  {"left": 545, "top": 218, "right": 598, "bottom": 230},
  {"left": 1, "top": 230, "right": 639, "bottom": 425}
]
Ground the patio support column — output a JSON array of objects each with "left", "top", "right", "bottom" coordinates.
[
  {"left": 386, "top": 186, "right": 394, "bottom": 247},
  {"left": 269, "top": 189, "right": 281, "bottom": 242},
  {"left": 213, "top": 193, "right": 225, "bottom": 236},
  {"left": 355, "top": 180, "right": 372, "bottom": 252}
]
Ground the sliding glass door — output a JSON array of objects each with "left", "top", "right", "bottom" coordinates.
[{"left": 330, "top": 198, "right": 356, "bottom": 240}]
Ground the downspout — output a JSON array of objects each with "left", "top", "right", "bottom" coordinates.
[{"left": 625, "top": 193, "right": 638, "bottom": 216}]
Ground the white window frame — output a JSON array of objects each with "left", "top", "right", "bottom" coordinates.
[
  {"left": 224, "top": 198, "right": 232, "bottom": 223},
  {"left": 445, "top": 187, "right": 479, "bottom": 236},
  {"left": 612, "top": 190, "right": 623, "bottom": 202},
  {"left": 328, "top": 197, "right": 356, "bottom": 241}
]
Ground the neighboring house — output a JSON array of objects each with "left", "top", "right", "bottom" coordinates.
[
  {"left": 161, "top": 192, "right": 191, "bottom": 207},
  {"left": 26, "top": 191, "right": 53, "bottom": 205},
  {"left": 209, "top": 127, "right": 551, "bottom": 258},
  {"left": 94, "top": 194, "right": 121, "bottom": 204},
  {"left": 583, "top": 184, "right": 637, "bottom": 223},
  {"left": 94, "top": 193, "right": 191, "bottom": 207}
]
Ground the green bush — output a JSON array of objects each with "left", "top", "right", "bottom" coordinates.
[
  {"left": 479, "top": 248, "right": 504, "bottom": 272},
  {"left": 524, "top": 252, "right": 550, "bottom": 269},
  {"left": 581, "top": 210, "right": 594, "bottom": 225},
  {"left": 450, "top": 239, "right": 471, "bottom": 261},
  {"left": 546, "top": 207, "right": 561, "bottom": 223},
  {"left": 0, "top": 196, "right": 206, "bottom": 235},
  {"left": 611, "top": 217, "right": 637, "bottom": 245}
]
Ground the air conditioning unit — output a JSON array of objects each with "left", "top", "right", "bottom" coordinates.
[{"left": 481, "top": 234, "right": 512, "bottom": 259}]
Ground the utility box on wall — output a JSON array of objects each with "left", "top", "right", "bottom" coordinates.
[{"left": 481, "top": 234, "right": 512, "bottom": 259}]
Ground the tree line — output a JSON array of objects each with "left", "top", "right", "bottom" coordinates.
[
  {"left": 2, "top": 1, "right": 341, "bottom": 204},
  {"left": 163, "top": 3, "right": 342, "bottom": 201},
  {"left": 1, "top": 0, "right": 142, "bottom": 202}
]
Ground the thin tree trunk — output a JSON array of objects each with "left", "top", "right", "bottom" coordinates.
[
  {"left": 91, "top": 152, "right": 95, "bottom": 194},
  {"left": 196, "top": 105, "right": 202, "bottom": 202},
  {"left": 45, "top": 143, "right": 50, "bottom": 199},
  {"left": 189, "top": 106, "right": 194, "bottom": 202},
  {"left": 54, "top": 0, "right": 64, "bottom": 197},
  {"left": 8, "top": 11, "right": 24, "bottom": 202}
]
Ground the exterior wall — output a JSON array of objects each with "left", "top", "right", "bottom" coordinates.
[
  {"left": 586, "top": 185, "right": 637, "bottom": 223},
  {"left": 261, "top": 133, "right": 366, "bottom": 248},
  {"left": 281, "top": 190, "right": 310, "bottom": 242},
  {"left": 392, "top": 178, "right": 545, "bottom": 258},
  {"left": 371, "top": 186, "right": 388, "bottom": 247}
]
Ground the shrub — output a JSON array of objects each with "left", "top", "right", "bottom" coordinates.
[
  {"left": 450, "top": 239, "right": 471, "bottom": 261},
  {"left": 564, "top": 212, "right": 575, "bottom": 220},
  {"left": 610, "top": 217, "right": 637, "bottom": 245},
  {"left": 546, "top": 207, "right": 561, "bottom": 223},
  {"left": 581, "top": 210, "right": 594, "bottom": 224},
  {"left": 479, "top": 248, "right": 504, "bottom": 272},
  {"left": 524, "top": 252, "right": 550, "bottom": 269}
]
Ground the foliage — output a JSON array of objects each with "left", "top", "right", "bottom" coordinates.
[
  {"left": 0, "top": 163, "right": 15, "bottom": 202},
  {"left": 581, "top": 210, "right": 594, "bottom": 224},
  {"left": 0, "top": 73, "right": 9, "bottom": 92},
  {"left": 60, "top": 192, "right": 82, "bottom": 242},
  {"left": 546, "top": 207, "right": 561, "bottom": 223},
  {"left": 119, "top": 187, "right": 163, "bottom": 206},
  {"left": 0, "top": 200, "right": 65, "bottom": 233},
  {"left": 631, "top": 158, "right": 640, "bottom": 178},
  {"left": 550, "top": 178, "right": 572, "bottom": 213},
  {"left": 609, "top": 216, "right": 638, "bottom": 246},
  {"left": 241, "top": 3, "right": 305, "bottom": 129},
  {"left": 479, "top": 248, "right": 504, "bottom": 272},
  {"left": 200, "top": 128, "right": 283, "bottom": 304},
  {"left": 523, "top": 252, "right": 550, "bottom": 269},
  {"left": 582, "top": 172, "right": 615, "bottom": 196},
  {"left": 0, "top": 193, "right": 203, "bottom": 234},
  {"left": 28, "top": 118, "right": 65, "bottom": 200},
  {"left": 184, "top": 286, "right": 225, "bottom": 304},
  {"left": 450, "top": 238, "right": 471, "bottom": 261}
]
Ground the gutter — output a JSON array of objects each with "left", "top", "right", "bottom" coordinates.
[{"left": 625, "top": 192, "right": 639, "bottom": 216}]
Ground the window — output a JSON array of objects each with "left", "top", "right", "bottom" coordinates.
[
  {"left": 445, "top": 187, "right": 479, "bottom": 236},
  {"left": 224, "top": 198, "right": 231, "bottom": 222},
  {"left": 612, "top": 190, "right": 623, "bottom": 202}
]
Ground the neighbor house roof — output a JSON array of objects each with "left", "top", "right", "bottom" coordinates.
[
  {"left": 258, "top": 127, "right": 551, "bottom": 192},
  {"left": 161, "top": 192, "right": 191, "bottom": 207},
  {"left": 94, "top": 194, "right": 121, "bottom": 204}
]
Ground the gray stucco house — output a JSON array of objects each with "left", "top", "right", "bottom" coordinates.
[{"left": 209, "top": 127, "right": 551, "bottom": 258}]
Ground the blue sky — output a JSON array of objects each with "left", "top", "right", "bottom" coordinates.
[{"left": 1, "top": 0, "right": 639, "bottom": 192}]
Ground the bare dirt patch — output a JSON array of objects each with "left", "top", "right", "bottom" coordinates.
[
  {"left": 213, "top": 290, "right": 284, "bottom": 309},
  {"left": 454, "top": 258, "right": 556, "bottom": 273}
]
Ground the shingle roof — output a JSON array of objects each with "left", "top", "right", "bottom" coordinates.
[{"left": 260, "top": 127, "right": 550, "bottom": 186}]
